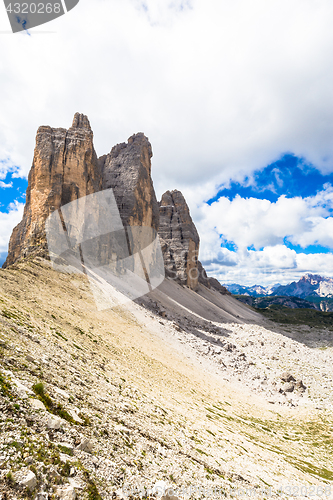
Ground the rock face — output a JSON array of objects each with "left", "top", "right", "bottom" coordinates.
[
  {"left": 101, "top": 133, "right": 159, "bottom": 232},
  {"left": 3, "top": 113, "right": 102, "bottom": 268},
  {"left": 158, "top": 190, "right": 200, "bottom": 290}
]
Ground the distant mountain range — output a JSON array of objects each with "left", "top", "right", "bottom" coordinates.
[
  {"left": 225, "top": 274, "right": 333, "bottom": 311},
  {"left": 225, "top": 283, "right": 281, "bottom": 296},
  {"left": 225, "top": 274, "right": 333, "bottom": 298}
]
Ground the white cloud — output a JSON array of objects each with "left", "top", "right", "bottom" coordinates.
[
  {"left": 0, "top": 201, "right": 24, "bottom": 254},
  {"left": 204, "top": 247, "right": 333, "bottom": 287},
  {"left": 0, "top": 181, "right": 13, "bottom": 188},
  {"left": 198, "top": 185, "right": 333, "bottom": 255},
  {"left": 197, "top": 185, "right": 333, "bottom": 284}
]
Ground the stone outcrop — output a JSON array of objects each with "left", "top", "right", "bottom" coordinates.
[
  {"left": 3, "top": 113, "right": 102, "bottom": 268},
  {"left": 158, "top": 190, "right": 200, "bottom": 290},
  {"left": 101, "top": 133, "right": 159, "bottom": 231},
  {"left": 3, "top": 113, "right": 223, "bottom": 295}
]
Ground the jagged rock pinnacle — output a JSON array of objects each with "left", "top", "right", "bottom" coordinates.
[
  {"left": 158, "top": 190, "right": 200, "bottom": 290},
  {"left": 71, "top": 112, "right": 91, "bottom": 130}
]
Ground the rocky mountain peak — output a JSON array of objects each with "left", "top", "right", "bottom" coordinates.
[
  {"left": 3, "top": 115, "right": 210, "bottom": 293},
  {"left": 3, "top": 113, "right": 101, "bottom": 268},
  {"left": 158, "top": 190, "right": 200, "bottom": 289},
  {"left": 101, "top": 132, "right": 158, "bottom": 230},
  {"left": 71, "top": 112, "right": 92, "bottom": 130}
]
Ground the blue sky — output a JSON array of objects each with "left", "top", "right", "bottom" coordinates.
[
  {"left": 0, "top": 172, "right": 27, "bottom": 212},
  {"left": 0, "top": 171, "right": 27, "bottom": 266},
  {"left": 207, "top": 155, "right": 333, "bottom": 206},
  {"left": 205, "top": 154, "right": 333, "bottom": 256}
]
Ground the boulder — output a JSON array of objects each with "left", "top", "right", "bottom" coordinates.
[
  {"left": 30, "top": 399, "right": 46, "bottom": 411},
  {"left": 47, "top": 416, "right": 64, "bottom": 430},
  {"left": 19, "top": 470, "right": 37, "bottom": 491},
  {"left": 56, "top": 485, "right": 76, "bottom": 499},
  {"left": 295, "top": 379, "right": 306, "bottom": 392},
  {"left": 280, "top": 372, "right": 296, "bottom": 383},
  {"left": 67, "top": 409, "right": 83, "bottom": 424},
  {"left": 77, "top": 438, "right": 93, "bottom": 453},
  {"left": 284, "top": 382, "right": 295, "bottom": 393}
]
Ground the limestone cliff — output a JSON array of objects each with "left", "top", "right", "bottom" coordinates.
[
  {"left": 3, "top": 113, "right": 102, "bottom": 268},
  {"left": 158, "top": 190, "right": 200, "bottom": 290},
  {"left": 101, "top": 133, "right": 159, "bottom": 232},
  {"left": 3, "top": 114, "right": 218, "bottom": 295}
]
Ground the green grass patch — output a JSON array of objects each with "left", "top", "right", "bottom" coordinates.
[
  {"left": 32, "top": 382, "right": 75, "bottom": 424},
  {"left": 83, "top": 470, "right": 103, "bottom": 500},
  {"left": 255, "top": 305, "right": 333, "bottom": 329},
  {"left": 58, "top": 444, "right": 73, "bottom": 456},
  {"left": 0, "top": 373, "right": 13, "bottom": 400},
  {"left": 55, "top": 331, "right": 68, "bottom": 341}
]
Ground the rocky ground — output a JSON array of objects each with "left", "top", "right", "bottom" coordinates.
[{"left": 1, "top": 258, "right": 333, "bottom": 499}]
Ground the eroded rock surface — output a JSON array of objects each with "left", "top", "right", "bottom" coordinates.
[
  {"left": 158, "top": 190, "right": 199, "bottom": 290},
  {"left": 101, "top": 133, "right": 159, "bottom": 231},
  {"left": 3, "top": 113, "right": 102, "bottom": 268}
]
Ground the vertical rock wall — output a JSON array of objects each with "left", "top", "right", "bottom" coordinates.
[
  {"left": 3, "top": 113, "right": 102, "bottom": 268},
  {"left": 158, "top": 190, "right": 200, "bottom": 290}
]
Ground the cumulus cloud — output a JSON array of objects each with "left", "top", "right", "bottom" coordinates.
[
  {"left": 198, "top": 185, "right": 333, "bottom": 253},
  {"left": 197, "top": 184, "right": 333, "bottom": 284},
  {"left": 0, "top": 181, "right": 13, "bottom": 188},
  {"left": 204, "top": 247, "right": 333, "bottom": 287}
]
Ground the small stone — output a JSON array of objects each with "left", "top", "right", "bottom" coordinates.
[
  {"left": 15, "top": 380, "right": 34, "bottom": 394},
  {"left": 20, "top": 471, "right": 37, "bottom": 491},
  {"left": 47, "top": 465, "right": 61, "bottom": 482},
  {"left": 77, "top": 438, "right": 93, "bottom": 453},
  {"left": 59, "top": 453, "right": 72, "bottom": 463},
  {"left": 36, "top": 493, "right": 48, "bottom": 500},
  {"left": 295, "top": 379, "right": 306, "bottom": 392},
  {"left": 30, "top": 399, "right": 46, "bottom": 411},
  {"left": 67, "top": 409, "right": 83, "bottom": 423},
  {"left": 153, "top": 481, "right": 168, "bottom": 497},
  {"left": 53, "top": 387, "right": 70, "bottom": 399},
  {"left": 26, "top": 355, "right": 36, "bottom": 363},
  {"left": 284, "top": 382, "right": 295, "bottom": 393},
  {"left": 162, "top": 494, "right": 179, "bottom": 500},
  {"left": 224, "top": 343, "right": 236, "bottom": 352},
  {"left": 25, "top": 456, "right": 34, "bottom": 465},
  {"left": 56, "top": 485, "right": 76, "bottom": 499},
  {"left": 47, "top": 416, "right": 63, "bottom": 430},
  {"left": 68, "top": 478, "right": 83, "bottom": 489},
  {"left": 280, "top": 372, "right": 296, "bottom": 383},
  {"left": 115, "top": 488, "right": 127, "bottom": 500}
]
